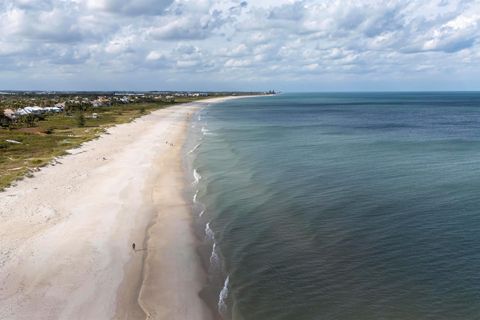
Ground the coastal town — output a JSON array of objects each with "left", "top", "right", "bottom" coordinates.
[
  {"left": 0, "top": 91, "right": 272, "bottom": 191},
  {"left": 0, "top": 91, "right": 265, "bottom": 127}
]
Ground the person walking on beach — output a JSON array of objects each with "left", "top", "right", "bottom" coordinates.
[{"left": 132, "top": 242, "right": 136, "bottom": 251}]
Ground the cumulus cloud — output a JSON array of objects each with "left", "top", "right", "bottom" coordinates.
[
  {"left": 0, "top": 0, "right": 479, "bottom": 90},
  {"left": 420, "top": 14, "right": 479, "bottom": 52},
  {"left": 85, "top": 0, "right": 174, "bottom": 15}
]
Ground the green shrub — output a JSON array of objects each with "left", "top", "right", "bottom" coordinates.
[
  {"left": 23, "top": 114, "right": 36, "bottom": 127},
  {"left": 75, "top": 112, "right": 85, "bottom": 127}
]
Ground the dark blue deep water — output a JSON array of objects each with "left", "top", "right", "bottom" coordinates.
[{"left": 189, "top": 93, "right": 480, "bottom": 320}]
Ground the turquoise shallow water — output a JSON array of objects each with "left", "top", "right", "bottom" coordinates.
[{"left": 188, "top": 93, "right": 480, "bottom": 320}]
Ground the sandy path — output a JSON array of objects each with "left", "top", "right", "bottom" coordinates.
[{"left": 0, "top": 98, "right": 232, "bottom": 320}]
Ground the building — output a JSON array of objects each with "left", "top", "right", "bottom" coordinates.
[{"left": 1, "top": 109, "right": 15, "bottom": 127}]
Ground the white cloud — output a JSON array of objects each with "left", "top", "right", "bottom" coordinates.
[
  {"left": 0, "top": 0, "right": 479, "bottom": 90},
  {"left": 146, "top": 50, "right": 165, "bottom": 61},
  {"left": 421, "top": 14, "right": 479, "bottom": 52},
  {"left": 85, "top": 0, "right": 174, "bottom": 15}
]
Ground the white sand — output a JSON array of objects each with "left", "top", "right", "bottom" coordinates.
[{"left": 0, "top": 97, "right": 236, "bottom": 320}]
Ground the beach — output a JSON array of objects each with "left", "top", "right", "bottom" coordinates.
[{"left": 0, "top": 97, "right": 235, "bottom": 320}]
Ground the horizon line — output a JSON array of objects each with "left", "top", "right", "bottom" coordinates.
[{"left": 2, "top": 90, "right": 480, "bottom": 94}]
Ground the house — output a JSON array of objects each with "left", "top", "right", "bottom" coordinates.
[
  {"left": 98, "top": 96, "right": 111, "bottom": 105},
  {"left": 91, "top": 96, "right": 112, "bottom": 108},
  {"left": 3, "top": 108, "right": 16, "bottom": 120},
  {"left": 17, "top": 106, "right": 44, "bottom": 116},
  {"left": 15, "top": 108, "right": 30, "bottom": 116},
  {"left": 1, "top": 109, "right": 15, "bottom": 127},
  {"left": 44, "top": 106, "right": 62, "bottom": 113},
  {"left": 54, "top": 102, "right": 66, "bottom": 110},
  {"left": 91, "top": 100, "right": 103, "bottom": 108},
  {"left": 14, "top": 105, "right": 61, "bottom": 118},
  {"left": 119, "top": 96, "right": 130, "bottom": 103}
]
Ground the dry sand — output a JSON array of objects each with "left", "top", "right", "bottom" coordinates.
[{"left": 0, "top": 97, "right": 235, "bottom": 320}]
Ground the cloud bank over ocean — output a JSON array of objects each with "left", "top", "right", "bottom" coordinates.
[{"left": 0, "top": 0, "right": 479, "bottom": 90}]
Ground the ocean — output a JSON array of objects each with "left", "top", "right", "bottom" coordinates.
[{"left": 185, "top": 93, "right": 480, "bottom": 320}]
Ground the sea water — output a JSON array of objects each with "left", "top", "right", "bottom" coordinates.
[{"left": 187, "top": 92, "right": 480, "bottom": 320}]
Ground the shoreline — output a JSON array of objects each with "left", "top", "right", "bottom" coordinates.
[
  {"left": 0, "top": 96, "right": 245, "bottom": 319},
  {"left": 183, "top": 95, "right": 264, "bottom": 320}
]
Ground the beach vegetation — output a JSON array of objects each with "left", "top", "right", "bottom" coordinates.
[
  {"left": 0, "top": 99, "right": 202, "bottom": 191},
  {"left": 0, "top": 92, "right": 264, "bottom": 191},
  {"left": 75, "top": 112, "right": 86, "bottom": 127}
]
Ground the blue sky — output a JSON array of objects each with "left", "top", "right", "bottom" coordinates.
[{"left": 0, "top": 0, "right": 479, "bottom": 91}]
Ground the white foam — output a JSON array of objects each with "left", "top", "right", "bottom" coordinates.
[
  {"left": 218, "top": 276, "right": 230, "bottom": 315},
  {"left": 199, "top": 209, "right": 205, "bottom": 217},
  {"left": 193, "top": 190, "right": 199, "bottom": 203},
  {"left": 205, "top": 222, "right": 215, "bottom": 241},
  {"left": 201, "top": 126, "right": 215, "bottom": 136},
  {"left": 188, "top": 143, "right": 201, "bottom": 154},
  {"left": 210, "top": 243, "right": 220, "bottom": 266},
  {"left": 193, "top": 169, "right": 202, "bottom": 184}
]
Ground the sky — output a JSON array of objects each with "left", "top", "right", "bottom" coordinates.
[{"left": 0, "top": 0, "right": 479, "bottom": 91}]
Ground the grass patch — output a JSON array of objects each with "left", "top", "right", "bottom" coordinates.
[{"left": 0, "top": 101, "right": 179, "bottom": 191}]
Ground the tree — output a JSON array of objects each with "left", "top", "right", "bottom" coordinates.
[
  {"left": 75, "top": 112, "right": 86, "bottom": 127},
  {"left": 23, "top": 114, "right": 36, "bottom": 127}
]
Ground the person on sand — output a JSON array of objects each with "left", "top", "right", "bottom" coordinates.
[{"left": 132, "top": 242, "right": 136, "bottom": 251}]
